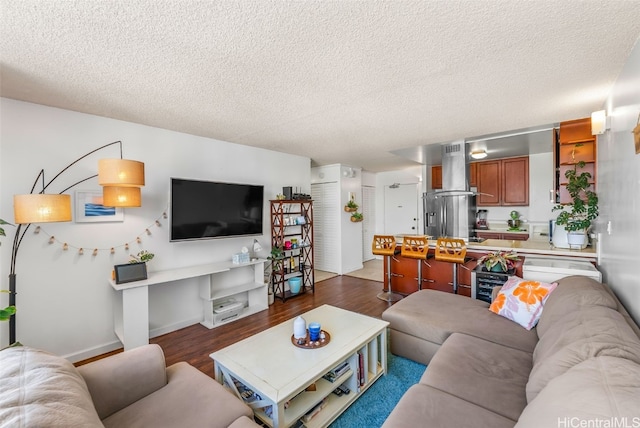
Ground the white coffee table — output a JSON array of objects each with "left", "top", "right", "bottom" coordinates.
[{"left": 210, "top": 304, "right": 389, "bottom": 428}]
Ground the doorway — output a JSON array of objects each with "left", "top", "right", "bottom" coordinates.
[{"left": 384, "top": 183, "right": 419, "bottom": 236}]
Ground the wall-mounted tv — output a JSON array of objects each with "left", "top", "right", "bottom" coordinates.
[{"left": 170, "top": 178, "right": 264, "bottom": 242}]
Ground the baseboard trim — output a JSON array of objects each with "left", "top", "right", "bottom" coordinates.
[{"left": 64, "top": 317, "right": 202, "bottom": 363}]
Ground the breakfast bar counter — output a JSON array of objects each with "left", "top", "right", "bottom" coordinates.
[{"left": 385, "top": 237, "right": 597, "bottom": 297}]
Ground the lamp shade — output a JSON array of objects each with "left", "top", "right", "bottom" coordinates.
[
  {"left": 14, "top": 194, "right": 72, "bottom": 224},
  {"left": 98, "top": 159, "right": 145, "bottom": 187},
  {"left": 103, "top": 186, "right": 141, "bottom": 207}
]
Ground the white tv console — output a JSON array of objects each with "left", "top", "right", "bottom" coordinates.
[{"left": 109, "top": 259, "right": 268, "bottom": 351}]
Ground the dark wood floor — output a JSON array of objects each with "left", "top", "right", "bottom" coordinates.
[{"left": 78, "top": 275, "right": 391, "bottom": 378}]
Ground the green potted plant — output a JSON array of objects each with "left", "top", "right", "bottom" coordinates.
[
  {"left": 476, "top": 250, "right": 520, "bottom": 273},
  {"left": 0, "top": 218, "right": 16, "bottom": 322},
  {"left": 344, "top": 200, "right": 359, "bottom": 212},
  {"left": 350, "top": 212, "right": 363, "bottom": 222},
  {"left": 552, "top": 160, "right": 599, "bottom": 248},
  {"left": 129, "top": 250, "right": 155, "bottom": 264}
]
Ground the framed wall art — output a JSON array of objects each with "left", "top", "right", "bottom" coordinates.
[{"left": 75, "top": 190, "right": 124, "bottom": 223}]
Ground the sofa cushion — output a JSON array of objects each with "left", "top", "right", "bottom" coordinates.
[
  {"left": 78, "top": 343, "right": 168, "bottom": 419},
  {"left": 420, "top": 333, "right": 531, "bottom": 421},
  {"left": 382, "top": 384, "right": 515, "bottom": 428},
  {"left": 536, "top": 275, "right": 617, "bottom": 338},
  {"left": 382, "top": 290, "right": 539, "bottom": 355},
  {"left": 527, "top": 305, "right": 640, "bottom": 403},
  {"left": 102, "top": 362, "right": 253, "bottom": 428},
  {"left": 489, "top": 277, "right": 557, "bottom": 330},
  {"left": 516, "top": 356, "right": 640, "bottom": 428},
  {"left": 0, "top": 345, "right": 104, "bottom": 428}
]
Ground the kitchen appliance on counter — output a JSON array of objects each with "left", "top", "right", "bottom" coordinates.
[
  {"left": 424, "top": 141, "right": 476, "bottom": 240},
  {"left": 507, "top": 210, "right": 521, "bottom": 230},
  {"left": 476, "top": 209, "right": 488, "bottom": 229}
]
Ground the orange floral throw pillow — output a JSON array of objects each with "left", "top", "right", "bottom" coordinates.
[{"left": 489, "top": 276, "right": 558, "bottom": 330}]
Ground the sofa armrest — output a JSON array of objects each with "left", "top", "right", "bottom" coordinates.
[{"left": 77, "top": 344, "right": 168, "bottom": 420}]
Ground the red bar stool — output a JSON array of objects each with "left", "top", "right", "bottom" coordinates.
[
  {"left": 434, "top": 238, "right": 467, "bottom": 294},
  {"left": 372, "top": 235, "right": 403, "bottom": 302},
  {"left": 400, "top": 235, "right": 431, "bottom": 291}
]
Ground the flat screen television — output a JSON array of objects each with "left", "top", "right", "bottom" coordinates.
[{"left": 170, "top": 178, "right": 264, "bottom": 242}]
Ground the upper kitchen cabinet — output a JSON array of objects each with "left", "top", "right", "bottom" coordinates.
[
  {"left": 431, "top": 163, "right": 476, "bottom": 190},
  {"left": 431, "top": 165, "right": 442, "bottom": 189},
  {"left": 555, "top": 118, "right": 596, "bottom": 204},
  {"left": 469, "top": 162, "right": 478, "bottom": 187},
  {"left": 477, "top": 156, "right": 529, "bottom": 206}
]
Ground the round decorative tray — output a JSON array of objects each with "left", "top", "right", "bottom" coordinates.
[{"left": 291, "top": 329, "right": 331, "bottom": 349}]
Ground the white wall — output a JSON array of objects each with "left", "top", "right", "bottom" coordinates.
[
  {"left": 0, "top": 99, "right": 310, "bottom": 360},
  {"left": 597, "top": 38, "right": 640, "bottom": 324}
]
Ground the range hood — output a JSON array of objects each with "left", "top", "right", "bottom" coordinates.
[
  {"left": 437, "top": 140, "right": 475, "bottom": 196},
  {"left": 423, "top": 141, "right": 477, "bottom": 240}
]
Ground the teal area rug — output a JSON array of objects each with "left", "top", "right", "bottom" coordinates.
[{"left": 329, "top": 353, "right": 426, "bottom": 428}]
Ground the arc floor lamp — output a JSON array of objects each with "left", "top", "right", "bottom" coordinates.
[{"left": 8, "top": 140, "right": 144, "bottom": 344}]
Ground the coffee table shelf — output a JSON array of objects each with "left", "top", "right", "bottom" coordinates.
[{"left": 211, "top": 305, "right": 389, "bottom": 428}]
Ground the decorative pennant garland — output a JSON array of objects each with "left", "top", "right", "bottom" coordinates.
[{"left": 33, "top": 209, "right": 168, "bottom": 257}]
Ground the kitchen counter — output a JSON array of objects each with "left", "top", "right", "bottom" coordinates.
[
  {"left": 465, "top": 238, "right": 596, "bottom": 260},
  {"left": 394, "top": 236, "right": 596, "bottom": 261}
]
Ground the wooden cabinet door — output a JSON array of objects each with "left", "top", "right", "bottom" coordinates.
[
  {"left": 476, "top": 231, "right": 502, "bottom": 240},
  {"left": 431, "top": 165, "right": 442, "bottom": 189},
  {"left": 501, "top": 157, "right": 529, "bottom": 206},
  {"left": 389, "top": 255, "right": 418, "bottom": 295},
  {"left": 469, "top": 162, "right": 478, "bottom": 188},
  {"left": 502, "top": 233, "right": 528, "bottom": 241},
  {"left": 477, "top": 161, "right": 501, "bottom": 205}
]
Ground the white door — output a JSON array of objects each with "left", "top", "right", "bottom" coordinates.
[
  {"left": 311, "top": 182, "right": 341, "bottom": 273},
  {"left": 361, "top": 185, "right": 375, "bottom": 261},
  {"left": 384, "top": 183, "right": 419, "bottom": 236}
]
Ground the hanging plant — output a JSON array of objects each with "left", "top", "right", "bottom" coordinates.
[
  {"left": 344, "top": 200, "right": 359, "bottom": 212},
  {"left": 350, "top": 212, "right": 364, "bottom": 222}
]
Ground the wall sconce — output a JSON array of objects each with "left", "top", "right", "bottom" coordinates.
[
  {"left": 591, "top": 110, "right": 609, "bottom": 135},
  {"left": 8, "top": 140, "right": 144, "bottom": 345},
  {"left": 470, "top": 150, "right": 488, "bottom": 159}
]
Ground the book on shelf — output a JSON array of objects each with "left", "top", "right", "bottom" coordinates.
[
  {"left": 322, "top": 360, "right": 350, "bottom": 383},
  {"left": 358, "top": 351, "right": 365, "bottom": 386},
  {"left": 302, "top": 398, "right": 327, "bottom": 423}
]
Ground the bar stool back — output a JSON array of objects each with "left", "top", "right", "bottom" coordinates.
[
  {"left": 434, "top": 238, "right": 467, "bottom": 294},
  {"left": 372, "top": 235, "right": 403, "bottom": 302},
  {"left": 400, "top": 235, "right": 431, "bottom": 291}
]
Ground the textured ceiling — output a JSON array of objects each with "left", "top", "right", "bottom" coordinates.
[{"left": 1, "top": 1, "right": 640, "bottom": 172}]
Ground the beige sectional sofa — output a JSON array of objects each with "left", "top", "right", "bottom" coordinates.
[
  {"left": 0, "top": 343, "right": 259, "bottom": 428},
  {"left": 381, "top": 275, "right": 640, "bottom": 427}
]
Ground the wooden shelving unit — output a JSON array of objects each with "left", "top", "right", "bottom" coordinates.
[
  {"left": 555, "top": 117, "right": 597, "bottom": 204},
  {"left": 270, "top": 200, "right": 314, "bottom": 302}
]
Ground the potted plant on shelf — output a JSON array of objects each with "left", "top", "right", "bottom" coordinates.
[
  {"left": 553, "top": 160, "right": 599, "bottom": 249},
  {"left": 344, "top": 200, "right": 359, "bottom": 212},
  {"left": 0, "top": 218, "right": 16, "bottom": 322},
  {"left": 129, "top": 250, "right": 155, "bottom": 264},
  {"left": 476, "top": 250, "right": 520, "bottom": 273},
  {"left": 350, "top": 212, "right": 364, "bottom": 222}
]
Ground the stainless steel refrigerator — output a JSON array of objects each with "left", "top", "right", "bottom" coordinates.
[{"left": 423, "top": 190, "right": 476, "bottom": 240}]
